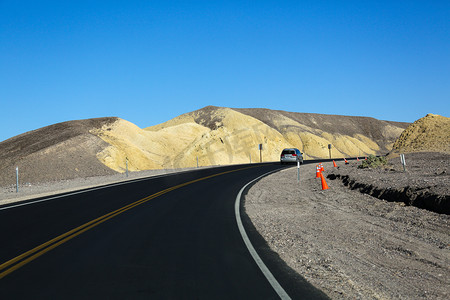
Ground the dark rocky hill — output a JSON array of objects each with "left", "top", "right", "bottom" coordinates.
[{"left": 0, "top": 118, "right": 118, "bottom": 187}]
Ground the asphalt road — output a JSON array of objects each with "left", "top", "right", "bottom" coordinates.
[{"left": 0, "top": 163, "right": 328, "bottom": 299}]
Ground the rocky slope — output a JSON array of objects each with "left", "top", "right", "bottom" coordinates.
[{"left": 0, "top": 118, "right": 117, "bottom": 187}]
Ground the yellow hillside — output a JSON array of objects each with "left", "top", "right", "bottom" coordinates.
[
  {"left": 90, "top": 107, "right": 407, "bottom": 172},
  {"left": 164, "top": 108, "right": 290, "bottom": 168},
  {"left": 91, "top": 119, "right": 210, "bottom": 172},
  {"left": 393, "top": 114, "right": 450, "bottom": 153}
]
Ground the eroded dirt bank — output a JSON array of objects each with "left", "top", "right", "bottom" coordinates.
[
  {"left": 328, "top": 152, "right": 450, "bottom": 214},
  {"left": 244, "top": 161, "right": 449, "bottom": 299}
]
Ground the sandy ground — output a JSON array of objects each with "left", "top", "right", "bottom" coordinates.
[{"left": 245, "top": 161, "right": 449, "bottom": 299}]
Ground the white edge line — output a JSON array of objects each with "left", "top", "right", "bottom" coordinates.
[{"left": 235, "top": 169, "right": 291, "bottom": 300}]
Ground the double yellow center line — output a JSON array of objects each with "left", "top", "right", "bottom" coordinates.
[{"left": 0, "top": 166, "right": 256, "bottom": 279}]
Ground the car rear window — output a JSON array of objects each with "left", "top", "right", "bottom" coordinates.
[{"left": 282, "top": 150, "right": 295, "bottom": 155}]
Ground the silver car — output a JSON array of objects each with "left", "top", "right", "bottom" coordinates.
[{"left": 280, "top": 148, "right": 303, "bottom": 164}]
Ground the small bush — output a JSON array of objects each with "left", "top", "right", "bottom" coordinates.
[{"left": 358, "top": 155, "right": 387, "bottom": 169}]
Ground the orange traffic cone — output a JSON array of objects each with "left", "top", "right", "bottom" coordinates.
[
  {"left": 320, "top": 163, "right": 324, "bottom": 172},
  {"left": 320, "top": 173, "right": 329, "bottom": 190},
  {"left": 316, "top": 165, "right": 321, "bottom": 178},
  {"left": 357, "top": 157, "right": 360, "bottom": 161},
  {"left": 365, "top": 157, "right": 367, "bottom": 160},
  {"left": 344, "top": 158, "right": 349, "bottom": 164},
  {"left": 333, "top": 160, "right": 337, "bottom": 167}
]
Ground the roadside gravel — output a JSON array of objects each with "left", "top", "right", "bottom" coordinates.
[{"left": 245, "top": 161, "right": 449, "bottom": 299}]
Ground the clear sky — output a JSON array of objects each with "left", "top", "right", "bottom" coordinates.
[{"left": 1, "top": 0, "right": 449, "bottom": 142}]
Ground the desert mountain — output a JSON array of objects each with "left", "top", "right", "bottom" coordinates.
[
  {"left": 95, "top": 106, "right": 409, "bottom": 171},
  {"left": 0, "top": 106, "right": 410, "bottom": 186},
  {"left": 392, "top": 113, "right": 450, "bottom": 153}
]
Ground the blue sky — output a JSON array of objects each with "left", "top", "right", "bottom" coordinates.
[{"left": 1, "top": 0, "right": 449, "bottom": 142}]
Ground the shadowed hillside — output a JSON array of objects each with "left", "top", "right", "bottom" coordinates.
[
  {"left": 234, "top": 108, "right": 408, "bottom": 150},
  {"left": 0, "top": 118, "right": 118, "bottom": 186}
]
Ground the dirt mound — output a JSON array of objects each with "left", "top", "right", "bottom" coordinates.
[
  {"left": 393, "top": 114, "right": 450, "bottom": 153},
  {"left": 0, "top": 118, "right": 118, "bottom": 187}
]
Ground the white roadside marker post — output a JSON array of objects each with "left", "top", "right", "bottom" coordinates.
[
  {"left": 16, "top": 167, "right": 19, "bottom": 193},
  {"left": 126, "top": 158, "right": 129, "bottom": 177},
  {"left": 297, "top": 160, "right": 300, "bottom": 182},
  {"left": 400, "top": 154, "right": 407, "bottom": 172},
  {"left": 197, "top": 156, "right": 199, "bottom": 168}
]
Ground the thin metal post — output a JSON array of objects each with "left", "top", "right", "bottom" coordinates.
[
  {"left": 259, "top": 144, "right": 263, "bottom": 163},
  {"left": 126, "top": 159, "right": 129, "bottom": 177},
  {"left": 197, "top": 156, "right": 199, "bottom": 168},
  {"left": 16, "top": 167, "right": 19, "bottom": 193},
  {"left": 249, "top": 153, "right": 251, "bottom": 164},
  {"left": 400, "top": 154, "right": 407, "bottom": 172}
]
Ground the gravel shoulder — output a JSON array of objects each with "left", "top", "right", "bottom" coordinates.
[{"left": 244, "top": 161, "right": 449, "bottom": 299}]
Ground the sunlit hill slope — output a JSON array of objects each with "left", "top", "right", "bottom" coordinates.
[
  {"left": 94, "top": 106, "right": 409, "bottom": 172},
  {"left": 392, "top": 113, "right": 450, "bottom": 154}
]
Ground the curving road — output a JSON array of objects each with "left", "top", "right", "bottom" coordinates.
[{"left": 0, "top": 163, "right": 328, "bottom": 299}]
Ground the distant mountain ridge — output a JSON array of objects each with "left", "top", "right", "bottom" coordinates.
[
  {"left": 233, "top": 107, "right": 408, "bottom": 142},
  {"left": 0, "top": 107, "right": 410, "bottom": 186}
]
